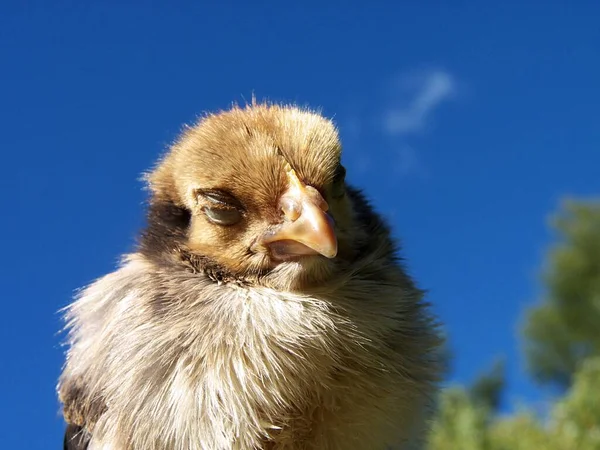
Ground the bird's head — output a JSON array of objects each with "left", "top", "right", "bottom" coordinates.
[{"left": 141, "top": 103, "right": 378, "bottom": 291}]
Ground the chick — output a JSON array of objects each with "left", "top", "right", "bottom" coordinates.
[{"left": 59, "top": 103, "right": 442, "bottom": 450}]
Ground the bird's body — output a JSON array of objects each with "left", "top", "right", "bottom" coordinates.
[{"left": 59, "top": 103, "right": 442, "bottom": 450}]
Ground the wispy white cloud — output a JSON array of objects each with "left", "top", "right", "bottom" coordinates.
[
  {"left": 340, "top": 69, "right": 457, "bottom": 180},
  {"left": 383, "top": 70, "right": 456, "bottom": 136}
]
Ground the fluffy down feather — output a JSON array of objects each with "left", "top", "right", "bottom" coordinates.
[{"left": 59, "top": 102, "right": 442, "bottom": 450}]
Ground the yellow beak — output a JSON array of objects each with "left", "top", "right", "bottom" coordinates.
[{"left": 261, "top": 167, "right": 338, "bottom": 260}]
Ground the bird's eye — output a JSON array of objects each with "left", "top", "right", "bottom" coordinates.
[
  {"left": 331, "top": 165, "right": 347, "bottom": 199},
  {"left": 196, "top": 189, "right": 244, "bottom": 225},
  {"left": 201, "top": 190, "right": 242, "bottom": 207},
  {"left": 203, "top": 207, "right": 242, "bottom": 226}
]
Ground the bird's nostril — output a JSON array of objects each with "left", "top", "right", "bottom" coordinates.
[{"left": 280, "top": 197, "right": 302, "bottom": 222}]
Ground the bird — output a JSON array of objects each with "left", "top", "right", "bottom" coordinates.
[{"left": 58, "top": 102, "right": 442, "bottom": 450}]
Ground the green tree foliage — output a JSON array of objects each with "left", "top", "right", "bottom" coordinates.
[
  {"left": 428, "top": 357, "right": 600, "bottom": 450},
  {"left": 523, "top": 200, "right": 600, "bottom": 388},
  {"left": 468, "top": 358, "right": 505, "bottom": 412},
  {"left": 427, "top": 199, "right": 600, "bottom": 449},
  {"left": 427, "top": 387, "right": 491, "bottom": 450}
]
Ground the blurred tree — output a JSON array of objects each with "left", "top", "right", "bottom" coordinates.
[
  {"left": 522, "top": 199, "right": 600, "bottom": 388},
  {"left": 428, "top": 357, "right": 600, "bottom": 450},
  {"left": 468, "top": 357, "right": 506, "bottom": 412},
  {"left": 427, "top": 198, "right": 600, "bottom": 450},
  {"left": 427, "top": 358, "right": 503, "bottom": 450},
  {"left": 427, "top": 387, "right": 492, "bottom": 450},
  {"left": 549, "top": 357, "right": 600, "bottom": 449}
]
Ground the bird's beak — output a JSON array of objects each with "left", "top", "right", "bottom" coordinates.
[{"left": 260, "top": 167, "right": 338, "bottom": 260}]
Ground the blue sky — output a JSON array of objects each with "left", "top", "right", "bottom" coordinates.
[{"left": 1, "top": 1, "right": 599, "bottom": 447}]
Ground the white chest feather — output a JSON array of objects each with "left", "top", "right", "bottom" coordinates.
[{"left": 61, "top": 256, "right": 432, "bottom": 450}]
